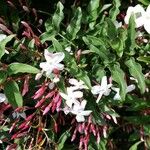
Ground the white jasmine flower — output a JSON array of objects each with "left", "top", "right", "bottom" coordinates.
[
  {"left": 112, "top": 84, "right": 136, "bottom": 100},
  {"left": 12, "top": 112, "right": 26, "bottom": 119},
  {"left": 143, "top": 5, "right": 150, "bottom": 34},
  {"left": 60, "top": 87, "right": 83, "bottom": 108},
  {"left": 0, "top": 93, "right": 7, "bottom": 103},
  {"left": 91, "top": 76, "right": 112, "bottom": 103},
  {"left": 39, "top": 49, "right": 65, "bottom": 77},
  {"left": 71, "top": 100, "right": 92, "bottom": 122},
  {"left": 124, "top": 4, "right": 145, "bottom": 28},
  {"left": 69, "top": 78, "right": 88, "bottom": 90}
]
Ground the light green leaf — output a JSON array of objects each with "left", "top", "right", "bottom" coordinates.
[
  {"left": 57, "top": 130, "right": 70, "bottom": 150},
  {"left": 110, "top": 64, "right": 127, "bottom": 100},
  {"left": 87, "top": 0, "right": 100, "bottom": 28},
  {"left": 137, "top": 56, "right": 150, "bottom": 64},
  {"left": 125, "top": 58, "right": 146, "bottom": 93},
  {"left": 52, "top": 2, "right": 64, "bottom": 31},
  {"left": 66, "top": 7, "right": 82, "bottom": 40},
  {"left": 129, "top": 141, "right": 142, "bottom": 150},
  {"left": 4, "top": 80, "right": 23, "bottom": 107},
  {"left": 7, "top": 63, "right": 39, "bottom": 75},
  {"left": 0, "top": 34, "right": 16, "bottom": 59},
  {"left": 109, "top": 0, "right": 120, "bottom": 21}
]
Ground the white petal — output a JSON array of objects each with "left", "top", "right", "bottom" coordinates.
[
  {"left": 96, "top": 92, "right": 103, "bottom": 103},
  {"left": 65, "top": 46, "right": 71, "bottom": 52},
  {"left": 113, "top": 93, "right": 121, "bottom": 100},
  {"left": 126, "top": 84, "right": 135, "bottom": 93},
  {"left": 35, "top": 72, "right": 43, "bottom": 80},
  {"left": 39, "top": 62, "right": 51, "bottom": 71},
  {"left": 53, "top": 77, "right": 60, "bottom": 83},
  {"left": 91, "top": 85, "right": 101, "bottom": 95},
  {"left": 104, "top": 88, "right": 111, "bottom": 96},
  {"left": 20, "top": 112, "right": 26, "bottom": 119},
  {"left": 59, "top": 92, "right": 69, "bottom": 101},
  {"left": 66, "top": 99, "right": 73, "bottom": 108},
  {"left": 101, "top": 76, "right": 107, "bottom": 88},
  {"left": 0, "top": 34, "right": 6, "bottom": 42},
  {"left": 76, "top": 115, "right": 85, "bottom": 122},
  {"left": 81, "top": 100, "right": 87, "bottom": 109},
  {"left": 0, "top": 93, "right": 7, "bottom": 103},
  {"left": 79, "top": 110, "right": 92, "bottom": 116},
  {"left": 54, "top": 63, "right": 64, "bottom": 70},
  {"left": 44, "top": 49, "right": 53, "bottom": 62},
  {"left": 69, "top": 78, "right": 78, "bottom": 86},
  {"left": 72, "top": 91, "right": 83, "bottom": 99},
  {"left": 51, "top": 52, "right": 65, "bottom": 64}
]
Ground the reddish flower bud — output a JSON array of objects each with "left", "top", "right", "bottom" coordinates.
[{"left": 35, "top": 98, "right": 46, "bottom": 108}]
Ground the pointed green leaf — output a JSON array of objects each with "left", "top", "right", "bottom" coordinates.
[
  {"left": 57, "top": 130, "right": 70, "bottom": 150},
  {"left": 7, "top": 63, "right": 39, "bottom": 75},
  {"left": 110, "top": 64, "right": 127, "bottom": 100},
  {"left": 66, "top": 7, "right": 82, "bottom": 40},
  {"left": 0, "top": 34, "right": 16, "bottom": 59},
  {"left": 52, "top": 2, "right": 64, "bottom": 31},
  {"left": 125, "top": 15, "right": 136, "bottom": 54},
  {"left": 4, "top": 80, "right": 23, "bottom": 107},
  {"left": 109, "top": 0, "right": 120, "bottom": 21},
  {"left": 125, "top": 58, "right": 146, "bottom": 93},
  {"left": 129, "top": 141, "right": 142, "bottom": 150}
]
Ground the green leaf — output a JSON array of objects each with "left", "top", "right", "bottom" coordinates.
[
  {"left": 110, "top": 64, "right": 127, "bottom": 100},
  {"left": 87, "top": 0, "right": 100, "bottom": 28},
  {"left": 138, "top": 0, "right": 150, "bottom": 5},
  {"left": 105, "top": 18, "right": 117, "bottom": 40},
  {"left": 129, "top": 141, "right": 142, "bottom": 150},
  {"left": 52, "top": 2, "right": 64, "bottom": 31},
  {"left": 125, "top": 58, "right": 146, "bottom": 93},
  {"left": 7, "top": 63, "right": 39, "bottom": 75},
  {"left": 57, "top": 130, "right": 70, "bottom": 150},
  {"left": 66, "top": 7, "right": 82, "bottom": 40},
  {"left": 0, "top": 70, "right": 7, "bottom": 84},
  {"left": 137, "top": 56, "right": 150, "bottom": 64},
  {"left": 4, "top": 80, "right": 23, "bottom": 107},
  {"left": 109, "top": 0, "right": 120, "bottom": 21},
  {"left": 125, "top": 15, "right": 136, "bottom": 54},
  {"left": 0, "top": 34, "right": 16, "bottom": 59},
  {"left": 40, "top": 31, "right": 56, "bottom": 43}
]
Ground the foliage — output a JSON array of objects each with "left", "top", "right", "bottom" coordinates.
[{"left": 0, "top": 0, "right": 149, "bottom": 150}]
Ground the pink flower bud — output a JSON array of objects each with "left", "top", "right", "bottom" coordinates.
[
  {"left": 43, "top": 103, "right": 52, "bottom": 115},
  {"left": 33, "top": 85, "right": 47, "bottom": 99},
  {"left": 35, "top": 98, "right": 46, "bottom": 108},
  {"left": 71, "top": 129, "right": 77, "bottom": 141}
]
